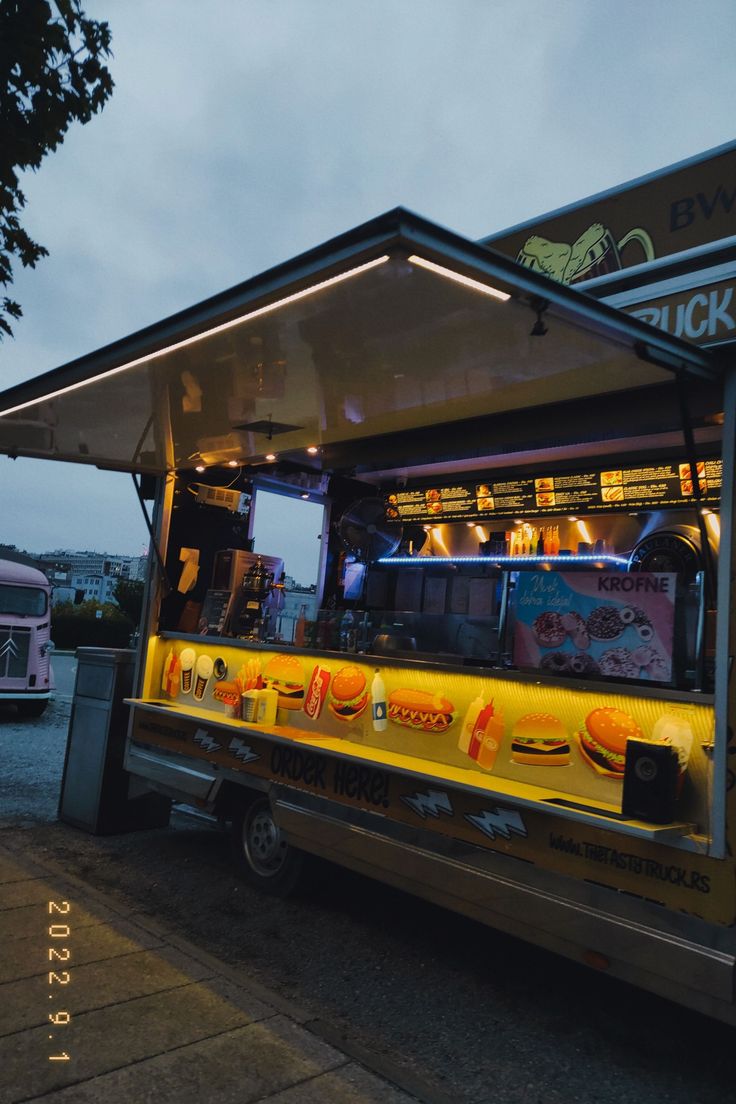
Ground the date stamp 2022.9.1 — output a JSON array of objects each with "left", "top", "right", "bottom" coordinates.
[{"left": 47, "top": 900, "right": 72, "bottom": 1064}]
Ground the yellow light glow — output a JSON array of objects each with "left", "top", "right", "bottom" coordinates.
[
  {"left": 576, "top": 520, "right": 593, "bottom": 544},
  {"left": 705, "top": 512, "right": 721, "bottom": 540},
  {"left": 432, "top": 529, "right": 450, "bottom": 556},
  {"left": 407, "top": 255, "right": 511, "bottom": 301},
  {"left": 265, "top": 452, "right": 276, "bottom": 462},
  {"left": 195, "top": 464, "right": 205, "bottom": 473},
  {"left": 474, "top": 525, "right": 488, "bottom": 542},
  {"left": 227, "top": 460, "right": 239, "bottom": 468},
  {"left": 0, "top": 255, "right": 391, "bottom": 420},
  {"left": 306, "top": 446, "right": 319, "bottom": 455}
]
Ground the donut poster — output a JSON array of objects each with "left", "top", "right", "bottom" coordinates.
[{"left": 512, "top": 571, "right": 676, "bottom": 683}]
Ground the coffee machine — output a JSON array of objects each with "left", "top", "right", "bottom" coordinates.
[{"left": 221, "top": 552, "right": 284, "bottom": 639}]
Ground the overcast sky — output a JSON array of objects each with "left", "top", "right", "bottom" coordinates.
[{"left": 0, "top": 0, "right": 735, "bottom": 561}]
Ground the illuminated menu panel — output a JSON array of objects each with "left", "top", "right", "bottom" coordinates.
[{"left": 384, "top": 459, "right": 722, "bottom": 524}]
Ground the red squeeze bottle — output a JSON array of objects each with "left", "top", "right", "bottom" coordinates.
[{"left": 473, "top": 701, "right": 504, "bottom": 771}]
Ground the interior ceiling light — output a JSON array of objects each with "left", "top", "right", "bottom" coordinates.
[
  {"left": 195, "top": 464, "right": 206, "bottom": 473},
  {"left": 0, "top": 254, "right": 391, "bottom": 420},
  {"left": 407, "top": 254, "right": 510, "bottom": 302},
  {"left": 227, "top": 460, "right": 239, "bottom": 467},
  {"left": 306, "top": 446, "right": 319, "bottom": 455},
  {"left": 265, "top": 452, "right": 276, "bottom": 462}
]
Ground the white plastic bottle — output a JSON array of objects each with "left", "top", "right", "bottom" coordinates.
[
  {"left": 371, "top": 668, "right": 387, "bottom": 731},
  {"left": 257, "top": 687, "right": 279, "bottom": 726}
]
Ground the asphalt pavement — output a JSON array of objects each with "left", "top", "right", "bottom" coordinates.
[{"left": 0, "top": 654, "right": 425, "bottom": 1104}]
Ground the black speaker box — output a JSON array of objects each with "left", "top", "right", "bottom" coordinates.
[{"left": 622, "top": 739, "right": 681, "bottom": 824}]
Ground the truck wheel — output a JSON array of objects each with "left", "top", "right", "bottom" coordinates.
[
  {"left": 18, "top": 700, "right": 48, "bottom": 718},
  {"left": 231, "top": 795, "right": 305, "bottom": 897}
]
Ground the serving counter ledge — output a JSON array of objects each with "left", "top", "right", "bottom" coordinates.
[{"left": 126, "top": 696, "right": 702, "bottom": 850}]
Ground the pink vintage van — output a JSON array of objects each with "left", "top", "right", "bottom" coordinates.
[{"left": 0, "top": 559, "right": 54, "bottom": 717}]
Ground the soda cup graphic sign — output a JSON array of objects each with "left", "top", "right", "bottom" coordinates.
[{"left": 304, "top": 665, "right": 331, "bottom": 719}]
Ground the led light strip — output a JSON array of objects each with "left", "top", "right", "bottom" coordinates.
[
  {"left": 407, "top": 255, "right": 511, "bottom": 301},
  {"left": 0, "top": 254, "right": 391, "bottom": 419},
  {"left": 378, "top": 554, "right": 629, "bottom": 565}
]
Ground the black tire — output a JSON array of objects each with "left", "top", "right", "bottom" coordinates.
[
  {"left": 230, "top": 795, "right": 306, "bottom": 897},
  {"left": 17, "top": 699, "right": 48, "bottom": 718}
]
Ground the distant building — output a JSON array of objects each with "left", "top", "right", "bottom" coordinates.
[
  {"left": 70, "top": 573, "right": 119, "bottom": 605},
  {"left": 32, "top": 549, "right": 149, "bottom": 607}
]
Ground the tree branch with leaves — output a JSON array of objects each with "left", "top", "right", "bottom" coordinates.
[{"left": 0, "top": 0, "right": 113, "bottom": 338}]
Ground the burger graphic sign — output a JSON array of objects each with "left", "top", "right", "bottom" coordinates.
[{"left": 155, "top": 630, "right": 706, "bottom": 814}]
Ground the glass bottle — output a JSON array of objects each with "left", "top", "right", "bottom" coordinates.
[
  {"left": 294, "top": 603, "right": 307, "bottom": 646},
  {"left": 339, "top": 609, "right": 356, "bottom": 651}
]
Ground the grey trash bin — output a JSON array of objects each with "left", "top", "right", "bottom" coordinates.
[{"left": 58, "top": 647, "right": 170, "bottom": 834}]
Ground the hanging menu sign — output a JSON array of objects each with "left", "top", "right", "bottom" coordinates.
[{"left": 384, "top": 458, "right": 722, "bottom": 524}]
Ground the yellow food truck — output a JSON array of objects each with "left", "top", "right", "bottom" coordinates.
[{"left": 1, "top": 141, "right": 735, "bottom": 1021}]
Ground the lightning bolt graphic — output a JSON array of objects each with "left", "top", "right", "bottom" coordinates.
[
  {"left": 193, "top": 728, "right": 222, "bottom": 753},
  {"left": 465, "top": 807, "right": 527, "bottom": 841},
  {"left": 401, "top": 789, "right": 453, "bottom": 820},
  {"left": 228, "top": 737, "right": 260, "bottom": 764}
]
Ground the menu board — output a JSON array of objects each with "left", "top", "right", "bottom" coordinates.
[
  {"left": 384, "top": 458, "right": 722, "bottom": 524},
  {"left": 512, "top": 571, "right": 676, "bottom": 684}
]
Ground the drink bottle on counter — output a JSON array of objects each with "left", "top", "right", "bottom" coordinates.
[
  {"left": 294, "top": 603, "right": 307, "bottom": 646},
  {"left": 371, "top": 669, "right": 387, "bottom": 731}
]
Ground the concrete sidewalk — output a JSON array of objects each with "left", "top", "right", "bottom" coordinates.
[{"left": 0, "top": 840, "right": 422, "bottom": 1104}]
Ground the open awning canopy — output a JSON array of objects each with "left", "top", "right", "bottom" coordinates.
[{"left": 0, "top": 208, "right": 719, "bottom": 476}]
